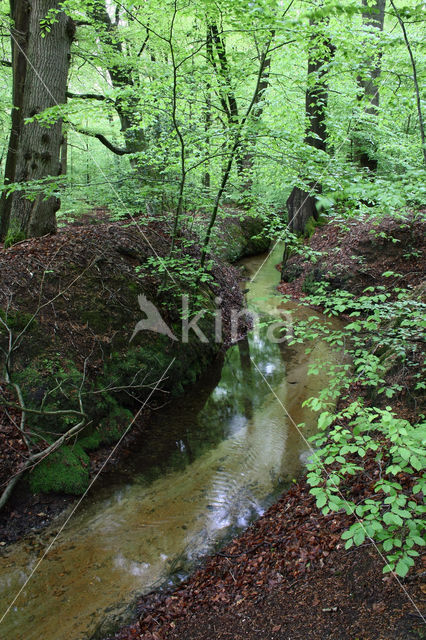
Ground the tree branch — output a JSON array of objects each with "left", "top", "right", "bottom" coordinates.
[
  {"left": 0, "top": 415, "right": 87, "bottom": 511},
  {"left": 66, "top": 91, "right": 107, "bottom": 101},
  {"left": 0, "top": 398, "right": 86, "bottom": 418},
  {"left": 75, "top": 128, "right": 132, "bottom": 155}
]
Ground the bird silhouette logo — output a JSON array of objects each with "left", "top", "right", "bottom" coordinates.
[{"left": 130, "top": 294, "right": 178, "bottom": 342}]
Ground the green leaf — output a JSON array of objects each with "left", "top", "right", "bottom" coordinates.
[
  {"left": 316, "top": 493, "right": 327, "bottom": 509},
  {"left": 354, "top": 530, "right": 366, "bottom": 545},
  {"left": 395, "top": 559, "right": 410, "bottom": 578},
  {"left": 383, "top": 512, "right": 403, "bottom": 527},
  {"left": 410, "top": 455, "right": 423, "bottom": 471}
]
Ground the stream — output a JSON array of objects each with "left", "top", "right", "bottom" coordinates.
[{"left": 0, "top": 244, "right": 343, "bottom": 640}]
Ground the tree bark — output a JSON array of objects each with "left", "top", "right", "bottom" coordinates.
[
  {"left": 0, "top": 0, "right": 30, "bottom": 241},
  {"left": 89, "top": 1, "right": 147, "bottom": 159},
  {"left": 2, "top": 0, "right": 74, "bottom": 239},
  {"left": 59, "top": 133, "right": 67, "bottom": 175}
]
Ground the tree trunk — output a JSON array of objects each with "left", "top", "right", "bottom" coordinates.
[
  {"left": 286, "top": 185, "right": 318, "bottom": 234},
  {"left": 353, "top": 0, "right": 386, "bottom": 172},
  {"left": 3, "top": 0, "right": 74, "bottom": 239},
  {"left": 89, "top": 1, "right": 148, "bottom": 161},
  {"left": 286, "top": 19, "right": 334, "bottom": 236},
  {"left": 202, "top": 38, "right": 212, "bottom": 193},
  {"left": 0, "top": 0, "right": 30, "bottom": 241},
  {"left": 389, "top": 0, "right": 425, "bottom": 165},
  {"left": 59, "top": 133, "right": 68, "bottom": 175}
]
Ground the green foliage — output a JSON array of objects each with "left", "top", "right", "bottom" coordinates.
[
  {"left": 0, "top": 309, "right": 35, "bottom": 333},
  {"left": 2, "top": 0, "right": 423, "bottom": 242},
  {"left": 307, "top": 405, "right": 425, "bottom": 577},
  {"left": 4, "top": 230, "right": 26, "bottom": 249},
  {"left": 136, "top": 252, "right": 214, "bottom": 303},
  {"left": 289, "top": 275, "right": 426, "bottom": 577},
  {"left": 29, "top": 444, "right": 89, "bottom": 495},
  {"left": 305, "top": 282, "right": 425, "bottom": 396}
]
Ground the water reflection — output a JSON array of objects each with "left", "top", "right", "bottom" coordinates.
[{"left": 0, "top": 244, "right": 343, "bottom": 640}]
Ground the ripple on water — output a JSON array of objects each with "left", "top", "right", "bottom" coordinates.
[{"left": 0, "top": 244, "right": 344, "bottom": 640}]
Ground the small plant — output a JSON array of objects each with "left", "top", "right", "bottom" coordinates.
[
  {"left": 403, "top": 248, "right": 421, "bottom": 260},
  {"left": 288, "top": 278, "right": 425, "bottom": 577},
  {"left": 306, "top": 404, "right": 425, "bottom": 577}
]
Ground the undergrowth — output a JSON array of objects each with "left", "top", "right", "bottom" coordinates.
[{"left": 288, "top": 278, "right": 425, "bottom": 577}]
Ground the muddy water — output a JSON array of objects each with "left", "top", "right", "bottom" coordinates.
[{"left": 0, "top": 244, "right": 343, "bottom": 640}]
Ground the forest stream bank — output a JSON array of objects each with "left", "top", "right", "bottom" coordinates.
[
  {"left": 103, "top": 212, "right": 425, "bottom": 640},
  {"left": 0, "top": 218, "right": 245, "bottom": 544},
  {"left": 0, "top": 230, "right": 346, "bottom": 640}
]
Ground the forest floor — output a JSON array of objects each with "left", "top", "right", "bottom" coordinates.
[{"left": 105, "top": 211, "right": 425, "bottom": 640}]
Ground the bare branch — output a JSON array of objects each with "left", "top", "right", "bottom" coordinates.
[
  {"left": 66, "top": 91, "right": 107, "bottom": 101},
  {"left": 75, "top": 128, "right": 132, "bottom": 155}
]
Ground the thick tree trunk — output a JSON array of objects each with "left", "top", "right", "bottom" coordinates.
[
  {"left": 353, "top": 0, "right": 386, "bottom": 172},
  {"left": 286, "top": 186, "right": 318, "bottom": 234},
  {"left": 4, "top": 0, "right": 74, "bottom": 239},
  {"left": 0, "top": 0, "right": 30, "bottom": 241}
]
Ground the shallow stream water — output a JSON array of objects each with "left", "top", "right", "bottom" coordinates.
[{"left": 0, "top": 244, "right": 343, "bottom": 640}]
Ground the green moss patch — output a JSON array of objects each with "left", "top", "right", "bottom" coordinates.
[{"left": 29, "top": 444, "right": 89, "bottom": 495}]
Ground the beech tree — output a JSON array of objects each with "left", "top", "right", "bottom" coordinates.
[
  {"left": 0, "top": 0, "right": 424, "bottom": 245},
  {"left": 0, "top": 0, "right": 74, "bottom": 241}
]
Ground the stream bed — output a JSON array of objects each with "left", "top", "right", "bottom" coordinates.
[{"left": 0, "top": 244, "right": 342, "bottom": 640}]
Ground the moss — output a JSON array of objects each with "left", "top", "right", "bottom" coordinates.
[
  {"left": 296, "top": 213, "right": 328, "bottom": 240},
  {"left": 78, "top": 431, "right": 103, "bottom": 451},
  {"left": 4, "top": 230, "right": 26, "bottom": 249},
  {"left": 79, "top": 406, "right": 133, "bottom": 450},
  {"left": 303, "top": 216, "right": 317, "bottom": 238},
  {"left": 215, "top": 215, "right": 270, "bottom": 262},
  {"left": 302, "top": 268, "right": 324, "bottom": 294},
  {"left": 15, "top": 356, "right": 82, "bottom": 433},
  {"left": 80, "top": 309, "right": 112, "bottom": 333},
  {"left": 97, "top": 406, "right": 133, "bottom": 445},
  {"left": 103, "top": 314, "right": 215, "bottom": 405},
  {"left": 0, "top": 309, "right": 37, "bottom": 332},
  {"left": 29, "top": 444, "right": 89, "bottom": 495}
]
